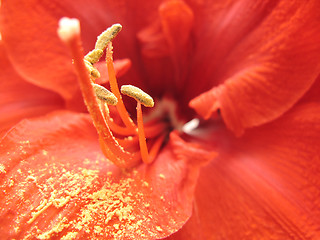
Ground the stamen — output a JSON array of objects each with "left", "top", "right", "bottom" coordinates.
[
  {"left": 116, "top": 136, "right": 139, "bottom": 148},
  {"left": 83, "top": 24, "right": 121, "bottom": 79},
  {"left": 119, "top": 84, "right": 155, "bottom": 163},
  {"left": 57, "top": 17, "right": 139, "bottom": 169},
  {"left": 95, "top": 24, "right": 122, "bottom": 50},
  {"left": 102, "top": 103, "right": 137, "bottom": 135},
  {"left": 58, "top": 18, "right": 164, "bottom": 167},
  {"left": 136, "top": 102, "right": 149, "bottom": 164},
  {"left": 121, "top": 85, "right": 154, "bottom": 107},
  {"left": 106, "top": 118, "right": 137, "bottom": 135},
  {"left": 106, "top": 43, "right": 136, "bottom": 131},
  {"left": 84, "top": 49, "right": 103, "bottom": 79},
  {"left": 93, "top": 83, "right": 118, "bottom": 105}
]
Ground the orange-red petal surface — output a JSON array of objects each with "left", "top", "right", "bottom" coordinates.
[
  {"left": 300, "top": 74, "right": 320, "bottom": 103},
  {"left": 2, "top": 1, "right": 319, "bottom": 239},
  {"left": 0, "top": 111, "right": 206, "bottom": 239},
  {"left": 189, "top": 0, "right": 320, "bottom": 135},
  {"left": 0, "top": 0, "right": 79, "bottom": 100},
  {"left": 136, "top": 0, "right": 195, "bottom": 106},
  {"left": 0, "top": 0, "right": 164, "bottom": 101},
  {"left": 170, "top": 102, "right": 320, "bottom": 239},
  {"left": 0, "top": 43, "right": 63, "bottom": 138}
]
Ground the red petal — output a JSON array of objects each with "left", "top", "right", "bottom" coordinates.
[
  {"left": 0, "top": 43, "right": 63, "bottom": 137},
  {"left": 0, "top": 0, "right": 164, "bottom": 101},
  {"left": 189, "top": 0, "right": 320, "bottom": 135},
  {"left": 159, "top": 0, "right": 194, "bottom": 53},
  {"left": 94, "top": 58, "right": 132, "bottom": 85},
  {"left": 170, "top": 102, "right": 320, "bottom": 239},
  {"left": 299, "top": 74, "right": 320, "bottom": 103},
  {"left": 0, "top": 111, "right": 206, "bottom": 239},
  {"left": 0, "top": 0, "right": 79, "bottom": 100},
  {"left": 137, "top": 0, "right": 195, "bottom": 102}
]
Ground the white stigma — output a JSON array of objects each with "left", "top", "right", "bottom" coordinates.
[{"left": 57, "top": 17, "right": 80, "bottom": 42}]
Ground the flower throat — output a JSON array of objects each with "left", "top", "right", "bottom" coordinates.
[{"left": 58, "top": 18, "right": 166, "bottom": 169}]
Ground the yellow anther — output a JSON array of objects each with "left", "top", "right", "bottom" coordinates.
[
  {"left": 84, "top": 24, "right": 122, "bottom": 80},
  {"left": 93, "top": 83, "right": 118, "bottom": 105},
  {"left": 84, "top": 49, "right": 103, "bottom": 64},
  {"left": 84, "top": 60, "right": 100, "bottom": 79},
  {"left": 95, "top": 24, "right": 122, "bottom": 51},
  {"left": 121, "top": 85, "right": 154, "bottom": 107}
]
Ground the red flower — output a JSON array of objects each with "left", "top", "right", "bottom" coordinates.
[{"left": 1, "top": 0, "right": 320, "bottom": 239}]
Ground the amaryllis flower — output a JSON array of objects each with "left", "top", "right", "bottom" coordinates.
[{"left": 1, "top": 0, "right": 320, "bottom": 239}]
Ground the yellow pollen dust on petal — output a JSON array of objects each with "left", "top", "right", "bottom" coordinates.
[
  {"left": 120, "top": 85, "right": 154, "bottom": 107},
  {"left": 93, "top": 83, "right": 118, "bottom": 105}
]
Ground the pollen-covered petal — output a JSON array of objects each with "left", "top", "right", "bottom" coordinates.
[
  {"left": 0, "top": 43, "right": 63, "bottom": 138},
  {"left": 0, "top": 111, "right": 205, "bottom": 239},
  {"left": 169, "top": 102, "right": 320, "bottom": 239},
  {"left": 138, "top": 131, "right": 217, "bottom": 237},
  {"left": 189, "top": 0, "right": 320, "bottom": 135}
]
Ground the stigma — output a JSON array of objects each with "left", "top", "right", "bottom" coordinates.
[{"left": 58, "top": 18, "right": 165, "bottom": 168}]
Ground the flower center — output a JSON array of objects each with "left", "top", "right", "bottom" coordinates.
[{"left": 58, "top": 18, "right": 171, "bottom": 169}]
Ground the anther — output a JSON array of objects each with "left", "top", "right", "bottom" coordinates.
[
  {"left": 95, "top": 24, "right": 122, "bottom": 51},
  {"left": 85, "top": 49, "right": 104, "bottom": 64},
  {"left": 93, "top": 83, "right": 118, "bottom": 105},
  {"left": 84, "top": 59, "right": 100, "bottom": 78},
  {"left": 121, "top": 85, "right": 154, "bottom": 107},
  {"left": 84, "top": 25, "right": 122, "bottom": 79}
]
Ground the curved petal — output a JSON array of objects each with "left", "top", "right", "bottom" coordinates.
[
  {"left": 0, "top": 0, "right": 77, "bottom": 100},
  {"left": 0, "top": 43, "right": 63, "bottom": 138},
  {"left": 137, "top": 0, "right": 195, "bottom": 101},
  {"left": 299, "top": 74, "right": 320, "bottom": 103},
  {"left": 0, "top": 111, "right": 209, "bottom": 239},
  {"left": 189, "top": 0, "right": 320, "bottom": 135},
  {"left": 0, "top": 0, "right": 163, "bottom": 101},
  {"left": 170, "top": 102, "right": 320, "bottom": 239}
]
